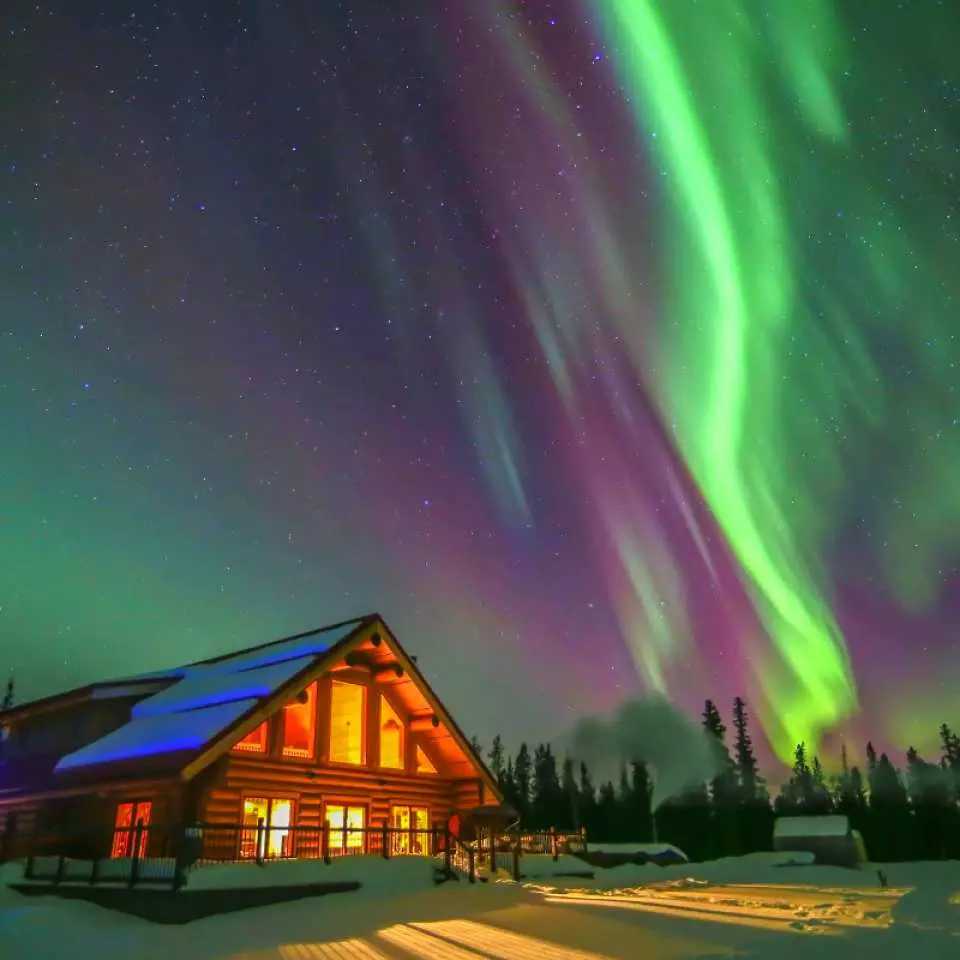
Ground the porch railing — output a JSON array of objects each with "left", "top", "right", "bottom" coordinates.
[{"left": 10, "top": 822, "right": 586, "bottom": 890}]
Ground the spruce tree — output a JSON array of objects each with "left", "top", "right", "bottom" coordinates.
[
  {"left": 732, "top": 697, "right": 759, "bottom": 800},
  {"left": 0, "top": 676, "right": 13, "bottom": 712},
  {"left": 513, "top": 743, "right": 532, "bottom": 824},
  {"left": 702, "top": 699, "right": 738, "bottom": 807},
  {"left": 531, "top": 743, "right": 563, "bottom": 830},
  {"left": 488, "top": 735, "right": 505, "bottom": 788},
  {"left": 561, "top": 756, "right": 580, "bottom": 831},
  {"left": 578, "top": 762, "right": 597, "bottom": 838},
  {"left": 595, "top": 781, "right": 618, "bottom": 843}
]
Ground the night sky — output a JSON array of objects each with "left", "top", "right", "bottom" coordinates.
[{"left": 2, "top": 1, "right": 958, "bottom": 772}]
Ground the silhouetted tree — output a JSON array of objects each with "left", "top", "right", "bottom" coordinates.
[
  {"left": 531, "top": 743, "right": 563, "bottom": 829},
  {"left": 594, "top": 781, "right": 618, "bottom": 842},
  {"left": 501, "top": 756, "right": 520, "bottom": 813},
  {"left": 865, "top": 747, "right": 912, "bottom": 861},
  {"left": 578, "top": 762, "right": 597, "bottom": 837},
  {"left": 513, "top": 743, "right": 532, "bottom": 824},
  {"left": 0, "top": 676, "right": 13, "bottom": 712},
  {"left": 625, "top": 760, "right": 654, "bottom": 843},
  {"left": 906, "top": 746, "right": 956, "bottom": 860},
  {"left": 732, "top": 698, "right": 761, "bottom": 796},
  {"left": 488, "top": 735, "right": 505, "bottom": 788},
  {"left": 561, "top": 756, "right": 580, "bottom": 831}
]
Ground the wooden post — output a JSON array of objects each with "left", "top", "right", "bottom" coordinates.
[
  {"left": 488, "top": 829, "right": 496, "bottom": 874},
  {"left": 129, "top": 821, "right": 144, "bottom": 888},
  {"left": 580, "top": 825, "right": 588, "bottom": 854},
  {"left": 550, "top": 826, "right": 559, "bottom": 862},
  {"left": 443, "top": 828, "right": 452, "bottom": 872},
  {"left": 430, "top": 826, "right": 438, "bottom": 857},
  {"left": 90, "top": 855, "right": 101, "bottom": 885},
  {"left": 467, "top": 846, "right": 476, "bottom": 883},
  {"left": 321, "top": 823, "right": 331, "bottom": 864},
  {"left": 381, "top": 822, "right": 390, "bottom": 859},
  {"left": 255, "top": 816, "right": 265, "bottom": 865},
  {"left": 24, "top": 817, "right": 41, "bottom": 880},
  {"left": 53, "top": 854, "right": 65, "bottom": 885},
  {"left": 511, "top": 840, "right": 520, "bottom": 882}
]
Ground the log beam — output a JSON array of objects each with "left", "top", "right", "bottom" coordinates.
[
  {"left": 372, "top": 664, "right": 404, "bottom": 684},
  {"left": 409, "top": 713, "right": 440, "bottom": 733}
]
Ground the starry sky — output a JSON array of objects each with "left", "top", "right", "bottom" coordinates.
[{"left": 2, "top": 1, "right": 958, "bottom": 773}]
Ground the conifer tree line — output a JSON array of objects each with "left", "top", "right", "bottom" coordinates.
[{"left": 476, "top": 698, "right": 960, "bottom": 863}]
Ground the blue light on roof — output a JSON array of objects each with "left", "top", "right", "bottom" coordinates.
[
  {"left": 55, "top": 699, "right": 260, "bottom": 771},
  {"left": 53, "top": 618, "right": 367, "bottom": 774}
]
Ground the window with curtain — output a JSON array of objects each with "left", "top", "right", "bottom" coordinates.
[
  {"left": 329, "top": 680, "right": 365, "bottom": 764},
  {"left": 379, "top": 694, "right": 404, "bottom": 769},
  {"left": 281, "top": 681, "right": 317, "bottom": 758}
]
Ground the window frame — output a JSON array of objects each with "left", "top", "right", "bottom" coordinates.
[
  {"left": 280, "top": 681, "right": 319, "bottom": 761},
  {"left": 110, "top": 799, "right": 152, "bottom": 859},
  {"left": 327, "top": 679, "right": 367, "bottom": 766},
  {"left": 377, "top": 691, "right": 405, "bottom": 771},
  {"left": 322, "top": 799, "right": 369, "bottom": 855}
]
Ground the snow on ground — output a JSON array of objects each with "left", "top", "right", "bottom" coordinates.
[
  {"left": 2, "top": 854, "right": 958, "bottom": 959},
  {"left": 183, "top": 853, "right": 439, "bottom": 891}
]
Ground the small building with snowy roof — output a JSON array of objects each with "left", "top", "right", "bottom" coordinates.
[
  {"left": 0, "top": 614, "right": 501, "bottom": 867},
  {"left": 773, "top": 814, "right": 867, "bottom": 868}
]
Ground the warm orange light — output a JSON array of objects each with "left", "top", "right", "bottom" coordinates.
[
  {"left": 415, "top": 744, "right": 437, "bottom": 774},
  {"left": 233, "top": 720, "right": 268, "bottom": 753},
  {"left": 325, "top": 804, "right": 366, "bottom": 854},
  {"left": 381, "top": 920, "right": 618, "bottom": 959},
  {"left": 379, "top": 693, "right": 404, "bottom": 769},
  {"left": 390, "top": 805, "right": 429, "bottom": 855},
  {"left": 282, "top": 681, "right": 317, "bottom": 758},
  {"left": 240, "top": 797, "right": 294, "bottom": 859},
  {"left": 278, "top": 940, "right": 391, "bottom": 959},
  {"left": 329, "top": 680, "right": 365, "bottom": 764},
  {"left": 110, "top": 800, "right": 151, "bottom": 859}
]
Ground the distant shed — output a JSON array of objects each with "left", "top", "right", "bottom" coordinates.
[{"left": 773, "top": 815, "right": 867, "bottom": 868}]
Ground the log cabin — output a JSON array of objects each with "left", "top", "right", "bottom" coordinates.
[{"left": 0, "top": 614, "right": 502, "bottom": 861}]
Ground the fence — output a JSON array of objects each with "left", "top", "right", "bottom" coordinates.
[{"left": 13, "top": 822, "right": 586, "bottom": 890}]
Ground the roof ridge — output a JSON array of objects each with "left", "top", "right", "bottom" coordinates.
[{"left": 185, "top": 614, "right": 377, "bottom": 667}]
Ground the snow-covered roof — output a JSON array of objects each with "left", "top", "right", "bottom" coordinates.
[
  {"left": 54, "top": 619, "right": 365, "bottom": 773},
  {"left": 774, "top": 815, "right": 850, "bottom": 838}
]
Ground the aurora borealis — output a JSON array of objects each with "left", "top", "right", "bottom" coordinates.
[{"left": 1, "top": 1, "right": 957, "bottom": 770}]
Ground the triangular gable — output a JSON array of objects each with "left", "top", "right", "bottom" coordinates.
[
  {"left": 374, "top": 622, "right": 502, "bottom": 804},
  {"left": 182, "top": 616, "right": 503, "bottom": 804}
]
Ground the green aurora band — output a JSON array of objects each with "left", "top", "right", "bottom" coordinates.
[{"left": 595, "top": 0, "right": 960, "bottom": 760}]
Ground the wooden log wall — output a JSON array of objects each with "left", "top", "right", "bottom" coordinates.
[{"left": 206, "top": 754, "right": 467, "bottom": 830}]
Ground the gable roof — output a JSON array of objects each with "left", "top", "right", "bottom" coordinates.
[
  {"left": 52, "top": 617, "right": 369, "bottom": 774},
  {"left": 42, "top": 614, "right": 500, "bottom": 802}
]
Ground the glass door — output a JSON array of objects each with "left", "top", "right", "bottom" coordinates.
[
  {"left": 324, "top": 804, "right": 366, "bottom": 856},
  {"left": 390, "top": 805, "right": 429, "bottom": 855},
  {"left": 240, "top": 797, "right": 294, "bottom": 859}
]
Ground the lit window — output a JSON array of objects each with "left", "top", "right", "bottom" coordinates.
[
  {"left": 282, "top": 682, "right": 317, "bottom": 758},
  {"left": 240, "top": 797, "right": 293, "bottom": 859},
  {"left": 379, "top": 694, "right": 404, "bottom": 769},
  {"left": 390, "top": 805, "right": 429, "bottom": 855},
  {"left": 111, "top": 800, "right": 152, "bottom": 859},
  {"left": 325, "top": 804, "right": 366, "bottom": 855},
  {"left": 329, "top": 681, "right": 365, "bottom": 764},
  {"left": 416, "top": 745, "right": 437, "bottom": 774},
  {"left": 233, "top": 720, "right": 268, "bottom": 753}
]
